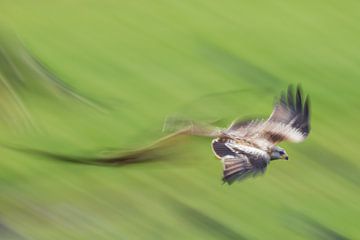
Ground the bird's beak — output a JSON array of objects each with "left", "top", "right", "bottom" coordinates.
[{"left": 281, "top": 154, "right": 289, "bottom": 160}]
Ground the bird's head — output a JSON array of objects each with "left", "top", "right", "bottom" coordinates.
[{"left": 270, "top": 146, "right": 288, "bottom": 160}]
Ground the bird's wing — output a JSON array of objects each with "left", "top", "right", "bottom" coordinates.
[
  {"left": 266, "top": 85, "right": 310, "bottom": 141},
  {"left": 212, "top": 139, "right": 268, "bottom": 184},
  {"left": 227, "top": 85, "right": 310, "bottom": 145}
]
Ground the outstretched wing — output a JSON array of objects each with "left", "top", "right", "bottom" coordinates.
[
  {"left": 212, "top": 139, "right": 268, "bottom": 184},
  {"left": 227, "top": 85, "right": 310, "bottom": 145},
  {"left": 267, "top": 85, "right": 310, "bottom": 139}
]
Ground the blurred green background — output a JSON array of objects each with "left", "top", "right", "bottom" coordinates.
[{"left": 0, "top": 0, "right": 359, "bottom": 239}]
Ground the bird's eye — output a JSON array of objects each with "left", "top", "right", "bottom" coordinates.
[{"left": 279, "top": 150, "right": 284, "bottom": 155}]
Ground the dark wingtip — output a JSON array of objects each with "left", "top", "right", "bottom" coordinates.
[
  {"left": 295, "top": 85, "right": 303, "bottom": 112},
  {"left": 302, "top": 95, "right": 311, "bottom": 134},
  {"left": 222, "top": 177, "right": 235, "bottom": 185},
  {"left": 304, "top": 95, "right": 310, "bottom": 120},
  {"left": 279, "top": 90, "right": 286, "bottom": 105},
  {"left": 287, "top": 84, "right": 295, "bottom": 108}
]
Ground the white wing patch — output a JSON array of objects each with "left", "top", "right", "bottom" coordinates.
[
  {"left": 225, "top": 119, "right": 306, "bottom": 147},
  {"left": 225, "top": 140, "right": 268, "bottom": 158}
]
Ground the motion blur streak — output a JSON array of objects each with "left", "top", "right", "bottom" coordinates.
[
  {"left": 0, "top": 30, "right": 104, "bottom": 131},
  {"left": 0, "top": 0, "right": 359, "bottom": 239}
]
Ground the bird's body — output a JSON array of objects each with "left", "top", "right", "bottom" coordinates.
[{"left": 211, "top": 137, "right": 270, "bottom": 183}]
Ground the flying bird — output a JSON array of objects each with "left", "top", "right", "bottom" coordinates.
[
  {"left": 5, "top": 85, "right": 310, "bottom": 184},
  {"left": 163, "top": 85, "right": 310, "bottom": 184},
  {"left": 208, "top": 85, "right": 310, "bottom": 184}
]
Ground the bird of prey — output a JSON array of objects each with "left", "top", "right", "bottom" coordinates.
[
  {"left": 162, "top": 85, "right": 310, "bottom": 184},
  {"left": 208, "top": 85, "right": 310, "bottom": 184},
  {"left": 5, "top": 85, "right": 310, "bottom": 185}
]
